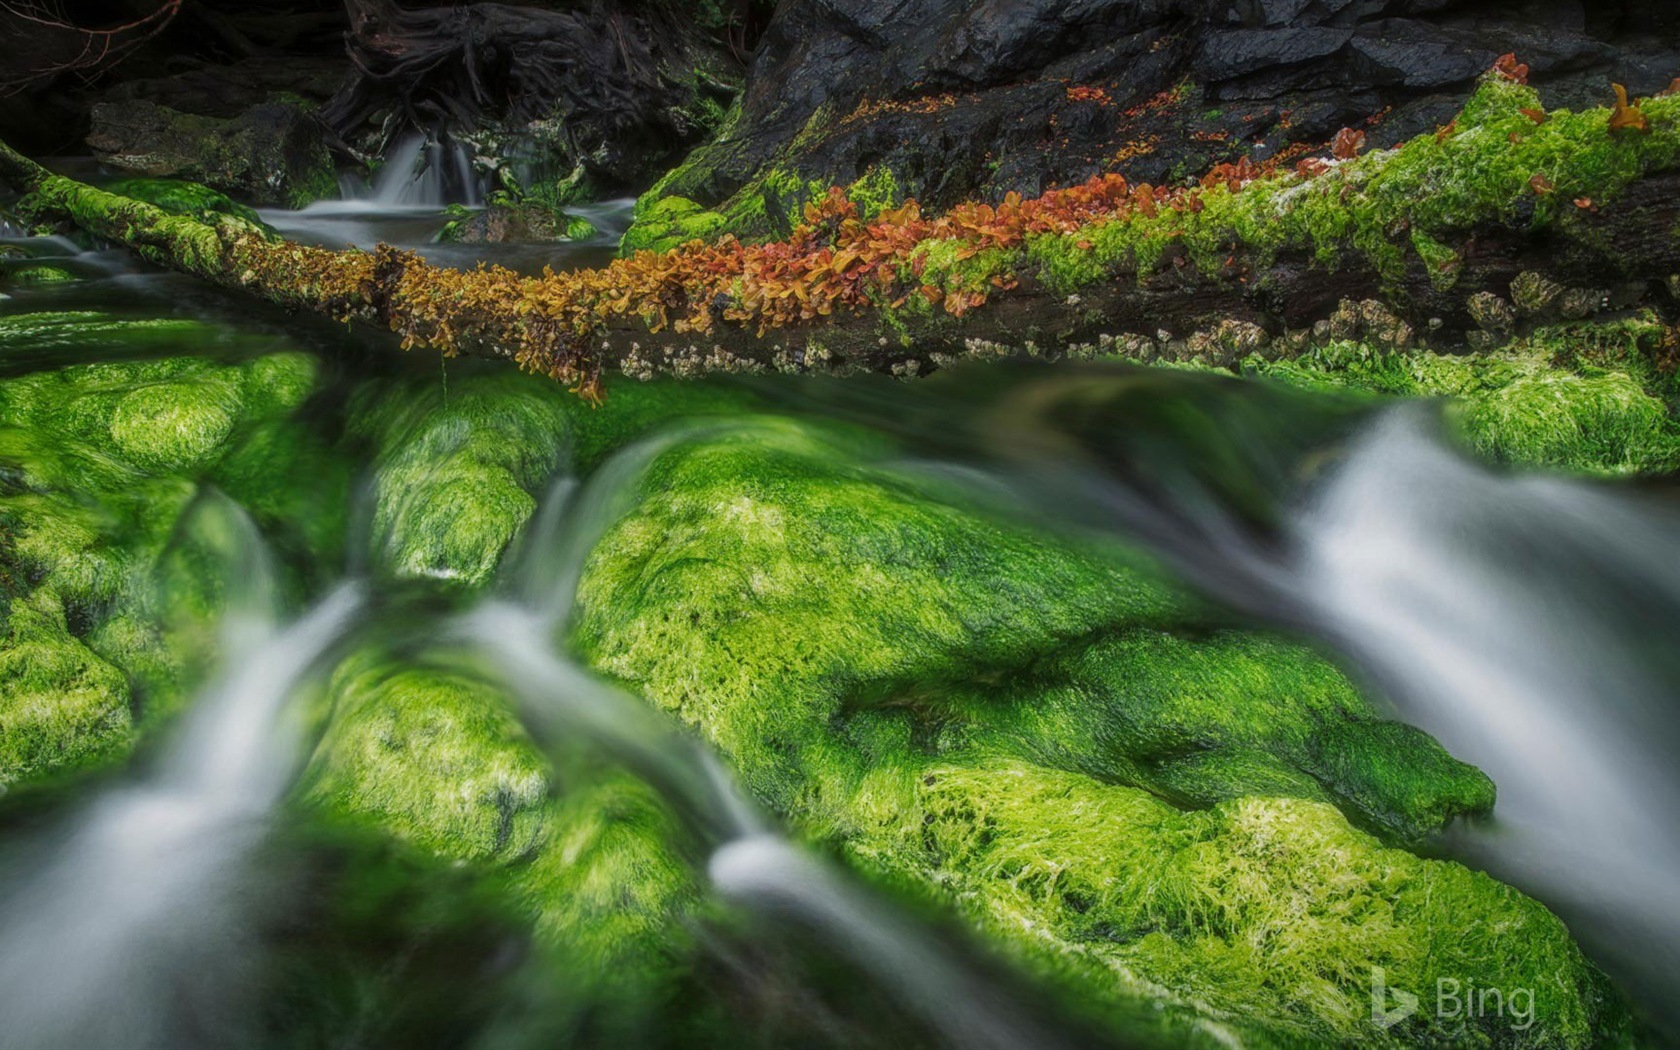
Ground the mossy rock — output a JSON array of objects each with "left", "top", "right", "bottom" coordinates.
[
  {"left": 571, "top": 418, "right": 1620, "bottom": 1045},
  {"left": 300, "top": 644, "right": 708, "bottom": 1041},
  {"left": 1248, "top": 323, "right": 1680, "bottom": 477},
  {"left": 304, "top": 655, "right": 551, "bottom": 862},
  {"left": 0, "top": 262, "right": 83, "bottom": 287},
  {"left": 439, "top": 203, "right": 600, "bottom": 245},
  {"left": 0, "top": 592, "right": 134, "bottom": 786},
  {"left": 940, "top": 628, "right": 1495, "bottom": 842},
  {"left": 103, "top": 177, "right": 275, "bottom": 239},
  {"left": 573, "top": 416, "right": 1190, "bottom": 807},
  {"left": 885, "top": 760, "right": 1623, "bottom": 1047},
  {"left": 0, "top": 311, "right": 331, "bottom": 787},
  {"left": 349, "top": 371, "right": 574, "bottom": 588},
  {"left": 619, "top": 195, "right": 728, "bottom": 255},
  {"left": 107, "top": 377, "right": 244, "bottom": 472}
]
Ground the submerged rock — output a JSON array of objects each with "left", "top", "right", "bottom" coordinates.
[{"left": 439, "top": 203, "right": 599, "bottom": 245}]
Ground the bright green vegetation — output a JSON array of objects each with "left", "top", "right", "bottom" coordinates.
[
  {"left": 895, "top": 763, "right": 1618, "bottom": 1047},
  {"left": 622, "top": 163, "right": 902, "bottom": 255},
  {"left": 103, "top": 178, "right": 276, "bottom": 239},
  {"left": 301, "top": 642, "right": 715, "bottom": 1044},
  {"left": 1234, "top": 316, "right": 1680, "bottom": 477},
  {"left": 347, "top": 370, "right": 574, "bottom": 588},
  {"left": 938, "top": 629, "right": 1494, "bottom": 842},
  {"left": 0, "top": 299, "right": 1648, "bottom": 1046},
  {"left": 1028, "top": 75, "right": 1680, "bottom": 294},
  {"left": 345, "top": 367, "right": 763, "bottom": 588},
  {"left": 0, "top": 311, "right": 335, "bottom": 786},
  {"left": 569, "top": 415, "right": 1619, "bottom": 1045}
]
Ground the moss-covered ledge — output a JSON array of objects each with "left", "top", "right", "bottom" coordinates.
[{"left": 4, "top": 71, "right": 1679, "bottom": 399}]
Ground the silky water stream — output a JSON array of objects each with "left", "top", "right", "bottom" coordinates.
[{"left": 2, "top": 192, "right": 1679, "bottom": 1048}]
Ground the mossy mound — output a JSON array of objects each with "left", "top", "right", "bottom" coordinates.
[
  {"left": 0, "top": 590, "right": 134, "bottom": 785},
  {"left": 939, "top": 628, "right": 1495, "bottom": 842},
  {"left": 573, "top": 416, "right": 1190, "bottom": 807},
  {"left": 103, "top": 177, "right": 275, "bottom": 239},
  {"left": 619, "top": 195, "right": 729, "bottom": 255},
  {"left": 888, "top": 761, "right": 1621, "bottom": 1048},
  {"left": 1249, "top": 317, "right": 1680, "bottom": 477},
  {"left": 0, "top": 262, "right": 83, "bottom": 287},
  {"left": 304, "top": 653, "right": 551, "bottom": 862},
  {"left": 348, "top": 371, "right": 574, "bottom": 588},
  {"left": 0, "top": 311, "right": 332, "bottom": 787},
  {"left": 621, "top": 165, "right": 901, "bottom": 256},
  {"left": 571, "top": 417, "right": 1620, "bottom": 1045},
  {"left": 348, "top": 369, "right": 764, "bottom": 588},
  {"left": 301, "top": 643, "right": 710, "bottom": 1043}
]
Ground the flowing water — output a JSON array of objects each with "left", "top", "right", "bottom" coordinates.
[
  {"left": 3, "top": 167, "right": 1680, "bottom": 1047},
  {"left": 0, "top": 503, "right": 363, "bottom": 1049}
]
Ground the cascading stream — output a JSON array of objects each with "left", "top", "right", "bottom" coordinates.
[
  {"left": 463, "top": 435, "right": 1073, "bottom": 1050},
  {"left": 790, "top": 363, "right": 1680, "bottom": 1026},
  {"left": 1289, "top": 408, "right": 1680, "bottom": 1010},
  {"left": 0, "top": 533, "right": 364, "bottom": 1050}
]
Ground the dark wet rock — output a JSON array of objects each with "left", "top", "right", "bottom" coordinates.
[
  {"left": 633, "top": 0, "right": 1680, "bottom": 244},
  {"left": 87, "top": 96, "right": 335, "bottom": 208}
]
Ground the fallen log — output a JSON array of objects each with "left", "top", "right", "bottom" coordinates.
[{"left": 3, "top": 71, "right": 1678, "bottom": 401}]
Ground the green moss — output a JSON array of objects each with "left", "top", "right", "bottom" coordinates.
[
  {"left": 2, "top": 263, "right": 81, "bottom": 286},
  {"left": 1030, "top": 76, "right": 1680, "bottom": 296},
  {"left": 103, "top": 177, "right": 275, "bottom": 239},
  {"left": 108, "top": 377, "right": 244, "bottom": 472},
  {"left": 299, "top": 643, "right": 708, "bottom": 1043},
  {"left": 349, "top": 370, "right": 574, "bottom": 588},
  {"left": 938, "top": 628, "right": 1494, "bottom": 841},
  {"left": 620, "top": 195, "right": 729, "bottom": 255},
  {"left": 570, "top": 418, "right": 1621, "bottom": 1045},
  {"left": 573, "top": 417, "right": 1189, "bottom": 810},
  {"left": 0, "top": 591, "right": 134, "bottom": 785},
  {"left": 0, "top": 310, "right": 333, "bottom": 786},
  {"left": 1247, "top": 321, "right": 1680, "bottom": 477},
  {"left": 304, "top": 654, "right": 551, "bottom": 863},
  {"left": 879, "top": 761, "right": 1620, "bottom": 1048},
  {"left": 912, "top": 240, "right": 1016, "bottom": 298},
  {"left": 623, "top": 165, "right": 902, "bottom": 256}
]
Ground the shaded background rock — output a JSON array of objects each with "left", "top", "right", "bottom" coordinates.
[{"left": 633, "top": 0, "right": 1680, "bottom": 244}]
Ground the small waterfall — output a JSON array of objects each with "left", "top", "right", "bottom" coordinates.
[
  {"left": 360, "top": 133, "right": 483, "bottom": 209},
  {"left": 465, "top": 435, "right": 1068, "bottom": 1050},
  {"left": 0, "top": 572, "right": 364, "bottom": 1050}
]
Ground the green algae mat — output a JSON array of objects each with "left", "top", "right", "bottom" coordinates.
[{"left": 0, "top": 288, "right": 1671, "bottom": 1048}]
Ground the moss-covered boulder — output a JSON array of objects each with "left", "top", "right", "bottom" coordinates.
[
  {"left": 939, "top": 628, "right": 1495, "bottom": 842},
  {"left": 86, "top": 97, "right": 335, "bottom": 209},
  {"left": 887, "top": 761, "right": 1621, "bottom": 1048},
  {"left": 571, "top": 416, "right": 1620, "bottom": 1046},
  {"left": 347, "top": 371, "right": 574, "bottom": 588},
  {"left": 0, "top": 311, "right": 334, "bottom": 787},
  {"left": 300, "top": 643, "right": 712, "bottom": 1043},
  {"left": 347, "top": 369, "right": 764, "bottom": 589}
]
